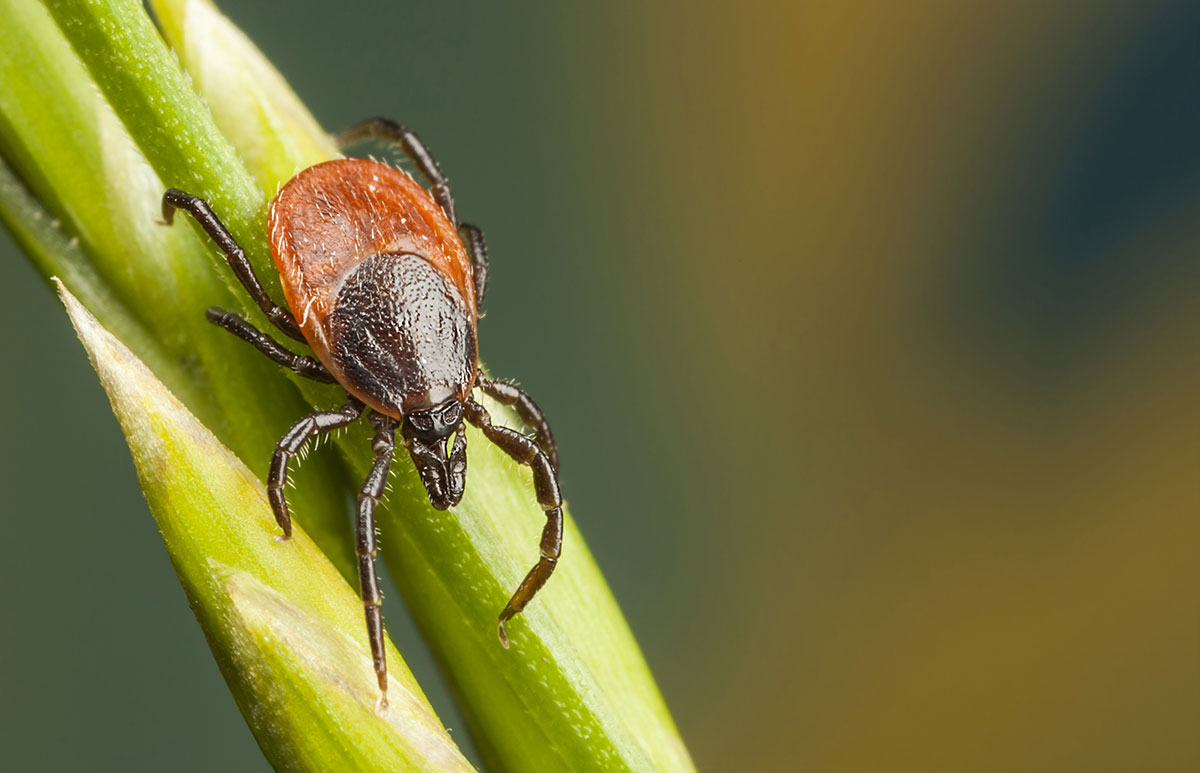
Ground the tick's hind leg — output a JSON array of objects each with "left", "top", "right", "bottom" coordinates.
[
  {"left": 458, "top": 222, "right": 489, "bottom": 308},
  {"left": 268, "top": 399, "right": 364, "bottom": 538},
  {"left": 357, "top": 413, "right": 397, "bottom": 706},
  {"left": 338, "top": 118, "right": 457, "bottom": 226},
  {"left": 338, "top": 119, "right": 492, "bottom": 307},
  {"left": 161, "top": 188, "right": 305, "bottom": 342},
  {"left": 463, "top": 398, "right": 563, "bottom": 647},
  {"left": 476, "top": 376, "right": 558, "bottom": 473},
  {"left": 206, "top": 307, "right": 334, "bottom": 383}
]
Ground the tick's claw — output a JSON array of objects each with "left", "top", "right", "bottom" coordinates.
[{"left": 498, "top": 620, "right": 510, "bottom": 649}]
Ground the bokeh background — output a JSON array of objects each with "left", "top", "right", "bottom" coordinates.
[{"left": 2, "top": 1, "right": 1199, "bottom": 770}]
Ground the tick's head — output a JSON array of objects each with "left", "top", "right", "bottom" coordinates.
[{"left": 402, "top": 399, "right": 467, "bottom": 510}]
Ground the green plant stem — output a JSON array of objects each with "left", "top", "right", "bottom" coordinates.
[
  {"left": 0, "top": 155, "right": 180, "bottom": 405},
  {"left": 9, "top": 0, "right": 695, "bottom": 769},
  {"left": 0, "top": 0, "right": 357, "bottom": 575}
]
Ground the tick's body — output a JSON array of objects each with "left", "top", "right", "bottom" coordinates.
[
  {"left": 161, "top": 119, "right": 563, "bottom": 707},
  {"left": 270, "top": 159, "right": 479, "bottom": 415}
]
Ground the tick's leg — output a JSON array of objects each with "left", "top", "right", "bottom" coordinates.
[
  {"left": 338, "top": 118, "right": 457, "bottom": 226},
  {"left": 476, "top": 376, "right": 559, "bottom": 473},
  {"left": 358, "top": 413, "right": 396, "bottom": 705},
  {"left": 161, "top": 188, "right": 305, "bottom": 342},
  {"left": 464, "top": 398, "right": 563, "bottom": 647},
  {"left": 268, "top": 399, "right": 364, "bottom": 538},
  {"left": 206, "top": 307, "right": 334, "bottom": 383},
  {"left": 459, "top": 222, "right": 489, "bottom": 308}
]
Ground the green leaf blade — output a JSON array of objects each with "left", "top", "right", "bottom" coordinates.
[{"left": 60, "top": 282, "right": 473, "bottom": 773}]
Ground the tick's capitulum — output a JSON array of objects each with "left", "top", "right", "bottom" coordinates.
[{"left": 162, "top": 118, "right": 563, "bottom": 707}]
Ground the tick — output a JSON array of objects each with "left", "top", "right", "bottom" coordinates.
[{"left": 161, "top": 118, "right": 563, "bottom": 706}]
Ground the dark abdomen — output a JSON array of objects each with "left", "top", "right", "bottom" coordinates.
[{"left": 325, "top": 252, "right": 476, "bottom": 416}]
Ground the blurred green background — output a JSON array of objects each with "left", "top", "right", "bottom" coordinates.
[{"left": 2, "top": 1, "right": 1199, "bottom": 770}]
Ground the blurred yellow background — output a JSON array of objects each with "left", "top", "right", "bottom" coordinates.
[
  {"left": 636, "top": 2, "right": 1200, "bottom": 769},
  {"left": 1, "top": 1, "right": 1197, "bottom": 770}
]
